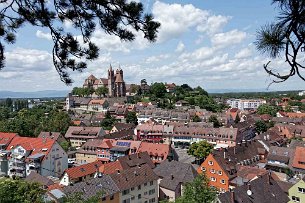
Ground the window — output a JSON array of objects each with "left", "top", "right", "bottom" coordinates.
[
  {"left": 210, "top": 177, "right": 216, "bottom": 182},
  {"left": 149, "top": 189, "right": 155, "bottom": 195},
  {"left": 138, "top": 194, "right": 142, "bottom": 199},
  {"left": 150, "top": 181, "right": 154, "bottom": 186},
  {"left": 210, "top": 169, "right": 215, "bottom": 174},
  {"left": 131, "top": 187, "right": 134, "bottom": 191},
  {"left": 220, "top": 179, "right": 225, "bottom": 184},
  {"left": 131, "top": 196, "right": 135, "bottom": 200},
  {"left": 138, "top": 185, "right": 141, "bottom": 190},
  {"left": 149, "top": 198, "right": 156, "bottom": 203},
  {"left": 101, "top": 197, "right": 106, "bottom": 201},
  {"left": 218, "top": 171, "right": 222, "bottom": 175},
  {"left": 110, "top": 195, "right": 114, "bottom": 200},
  {"left": 123, "top": 199, "right": 131, "bottom": 203},
  {"left": 201, "top": 167, "right": 206, "bottom": 172},
  {"left": 144, "top": 182, "right": 147, "bottom": 186},
  {"left": 144, "top": 191, "right": 148, "bottom": 195},
  {"left": 208, "top": 161, "right": 213, "bottom": 165},
  {"left": 122, "top": 189, "right": 129, "bottom": 195},
  {"left": 298, "top": 187, "right": 305, "bottom": 193},
  {"left": 292, "top": 196, "right": 300, "bottom": 202}
]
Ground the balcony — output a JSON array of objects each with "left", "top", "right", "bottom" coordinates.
[
  {"left": 28, "top": 162, "right": 40, "bottom": 169},
  {"left": 10, "top": 164, "right": 25, "bottom": 170}
]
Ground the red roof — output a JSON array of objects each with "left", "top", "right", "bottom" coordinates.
[
  {"left": 0, "top": 132, "right": 18, "bottom": 146},
  {"left": 230, "top": 108, "right": 239, "bottom": 113},
  {"left": 99, "top": 161, "right": 123, "bottom": 174},
  {"left": 65, "top": 160, "right": 104, "bottom": 179},
  {"left": 138, "top": 142, "right": 170, "bottom": 163},
  {"left": 7, "top": 137, "right": 55, "bottom": 158},
  {"left": 292, "top": 147, "right": 305, "bottom": 170}
]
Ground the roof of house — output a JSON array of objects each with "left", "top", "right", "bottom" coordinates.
[
  {"left": 65, "top": 160, "right": 104, "bottom": 179},
  {"left": 25, "top": 171, "right": 54, "bottom": 187},
  {"left": 267, "top": 146, "right": 294, "bottom": 164},
  {"left": 104, "top": 129, "right": 135, "bottom": 139},
  {"left": 0, "top": 132, "right": 18, "bottom": 146},
  {"left": 138, "top": 142, "right": 170, "bottom": 163},
  {"left": 118, "top": 152, "right": 155, "bottom": 169},
  {"left": 62, "top": 175, "right": 120, "bottom": 200},
  {"left": 110, "top": 164, "right": 158, "bottom": 191},
  {"left": 38, "top": 132, "right": 63, "bottom": 141},
  {"left": 65, "top": 126, "right": 104, "bottom": 139},
  {"left": 291, "top": 147, "right": 305, "bottom": 170},
  {"left": 211, "top": 140, "right": 266, "bottom": 179},
  {"left": 89, "top": 99, "right": 107, "bottom": 105},
  {"left": 218, "top": 174, "right": 290, "bottom": 203},
  {"left": 7, "top": 137, "right": 56, "bottom": 158},
  {"left": 112, "top": 123, "right": 135, "bottom": 131},
  {"left": 99, "top": 161, "right": 123, "bottom": 174},
  {"left": 236, "top": 166, "right": 267, "bottom": 181},
  {"left": 154, "top": 160, "right": 198, "bottom": 191}
]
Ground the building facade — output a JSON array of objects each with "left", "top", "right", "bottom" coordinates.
[
  {"left": 226, "top": 99, "right": 266, "bottom": 110},
  {"left": 83, "top": 66, "right": 126, "bottom": 97}
]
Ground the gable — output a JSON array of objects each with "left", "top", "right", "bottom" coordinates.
[{"left": 198, "top": 154, "right": 229, "bottom": 178}]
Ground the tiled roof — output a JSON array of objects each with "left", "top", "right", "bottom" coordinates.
[
  {"left": 154, "top": 160, "right": 197, "bottom": 191},
  {"left": 236, "top": 166, "right": 267, "bottom": 181},
  {"left": 65, "top": 126, "right": 104, "bottom": 139},
  {"left": 38, "top": 132, "right": 62, "bottom": 141},
  {"left": 7, "top": 137, "right": 55, "bottom": 158},
  {"left": 112, "top": 123, "right": 135, "bottom": 131},
  {"left": 118, "top": 152, "right": 155, "bottom": 169},
  {"left": 65, "top": 160, "right": 104, "bottom": 179},
  {"left": 110, "top": 164, "right": 158, "bottom": 191},
  {"left": 0, "top": 132, "right": 18, "bottom": 146},
  {"left": 25, "top": 171, "right": 54, "bottom": 187},
  {"left": 62, "top": 175, "right": 120, "bottom": 200},
  {"left": 292, "top": 147, "right": 305, "bottom": 170},
  {"left": 99, "top": 161, "right": 123, "bottom": 174},
  {"left": 218, "top": 174, "right": 290, "bottom": 203},
  {"left": 138, "top": 142, "right": 170, "bottom": 163},
  {"left": 89, "top": 99, "right": 106, "bottom": 105},
  {"left": 104, "top": 129, "right": 135, "bottom": 139}
]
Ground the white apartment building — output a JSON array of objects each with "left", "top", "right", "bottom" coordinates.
[
  {"left": 226, "top": 99, "right": 266, "bottom": 110},
  {"left": 7, "top": 137, "right": 68, "bottom": 178}
]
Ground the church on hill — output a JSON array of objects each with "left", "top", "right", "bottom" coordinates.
[{"left": 83, "top": 65, "right": 126, "bottom": 97}]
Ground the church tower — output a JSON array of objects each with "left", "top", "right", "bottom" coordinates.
[{"left": 108, "top": 65, "right": 115, "bottom": 97}]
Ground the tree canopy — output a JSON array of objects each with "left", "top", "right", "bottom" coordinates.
[
  {"left": 255, "top": 0, "right": 305, "bottom": 83},
  {"left": 0, "top": 178, "right": 45, "bottom": 203},
  {"left": 257, "top": 104, "right": 278, "bottom": 117},
  {"left": 208, "top": 115, "right": 222, "bottom": 128},
  {"left": 0, "top": 0, "right": 160, "bottom": 84},
  {"left": 126, "top": 111, "right": 138, "bottom": 125},
  {"left": 175, "top": 174, "right": 216, "bottom": 203},
  {"left": 187, "top": 140, "right": 214, "bottom": 160}
]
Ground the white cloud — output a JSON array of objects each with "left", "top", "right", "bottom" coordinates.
[
  {"left": 175, "top": 41, "right": 185, "bottom": 53},
  {"left": 197, "top": 15, "right": 232, "bottom": 34},
  {"left": 36, "top": 30, "right": 52, "bottom": 40},
  {"left": 145, "top": 54, "right": 170, "bottom": 63},
  {"left": 152, "top": 1, "right": 231, "bottom": 43},
  {"left": 235, "top": 48, "right": 252, "bottom": 59},
  {"left": 211, "top": 29, "right": 247, "bottom": 48}
]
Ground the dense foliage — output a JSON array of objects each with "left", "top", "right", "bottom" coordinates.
[
  {"left": 161, "top": 174, "right": 217, "bottom": 203},
  {"left": 257, "top": 104, "right": 278, "bottom": 117},
  {"left": 208, "top": 115, "right": 222, "bottom": 128},
  {"left": 0, "top": 101, "right": 71, "bottom": 136},
  {"left": 187, "top": 140, "right": 214, "bottom": 160},
  {"left": 0, "top": 0, "right": 160, "bottom": 84},
  {"left": 256, "top": 0, "right": 305, "bottom": 83},
  {"left": 135, "top": 82, "right": 226, "bottom": 112},
  {"left": 100, "top": 111, "right": 116, "bottom": 130},
  {"left": 0, "top": 178, "right": 44, "bottom": 203},
  {"left": 126, "top": 111, "right": 138, "bottom": 125}
]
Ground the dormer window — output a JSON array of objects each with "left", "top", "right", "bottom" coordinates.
[
  {"left": 208, "top": 161, "right": 213, "bottom": 166},
  {"left": 42, "top": 148, "right": 48, "bottom": 152}
]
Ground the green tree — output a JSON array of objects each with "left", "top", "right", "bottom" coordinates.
[
  {"left": 101, "top": 111, "right": 116, "bottom": 130},
  {"left": 150, "top": 82, "right": 167, "bottom": 98},
  {"left": 193, "top": 86, "right": 208, "bottom": 96},
  {"left": 255, "top": 0, "right": 305, "bottom": 83},
  {"left": 0, "top": 1, "right": 160, "bottom": 84},
  {"left": 257, "top": 104, "right": 277, "bottom": 116},
  {"left": 192, "top": 115, "right": 202, "bottom": 122},
  {"left": 208, "top": 115, "right": 222, "bottom": 128},
  {"left": 126, "top": 111, "right": 138, "bottom": 125},
  {"left": 234, "top": 114, "right": 241, "bottom": 124},
  {"left": 187, "top": 141, "right": 214, "bottom": 160},
  {"left": 0, "top": 178, "right": 44, "bottom": 203},
  {"left": 175, "top": 174, "right": 217, "bottom": 203},
  {"left": 255, "top": 120, "right": 268, "bottom": 134},
  {"left": 59, "top": 140, "right": 70, "bottom": 152},
  {"left": 95, "top": 86, "right": 108, "bottom": 98}
]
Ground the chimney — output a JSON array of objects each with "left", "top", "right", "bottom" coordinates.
[
  {"left": 247, "top": 183, "right": 252, "bottom": 196},
  {"left": 233, "top": 147, "right": 236, "bottom": 155},
  {"left": 116, "top": 169, "right": 120, "bottom": 174},
  {"left": 171, "top": 174, "right": 174, "bottom": 180},
  {"left": 223, "top": 149, "right": 226, "bottom": 159}
]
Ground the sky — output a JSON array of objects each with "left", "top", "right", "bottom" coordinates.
[{"left": 1, "top": 0, "right": 304, "bottom": 92}]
